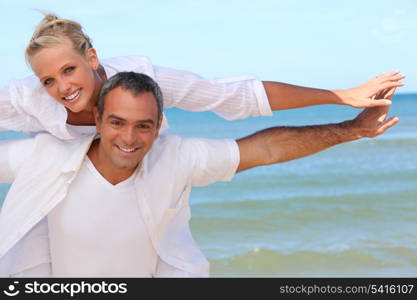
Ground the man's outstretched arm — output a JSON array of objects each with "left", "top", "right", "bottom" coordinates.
[
  {"left": 236, "top": 103, "right": 398, "bottom": 172},
  {"left": 263, "top": 71, "right": 404, "bottom": 110}
]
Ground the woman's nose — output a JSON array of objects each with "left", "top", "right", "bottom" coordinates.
[{"left": 58, "top": 79, "right": 72, "bottom": 95}]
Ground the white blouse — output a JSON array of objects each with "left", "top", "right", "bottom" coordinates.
[{"left": 0, "top": 55, "right": 271, "bottom": 139}]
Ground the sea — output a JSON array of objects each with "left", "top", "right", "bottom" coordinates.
[{"left": 1, "top": 93, "right": 416, "bottom": 277}]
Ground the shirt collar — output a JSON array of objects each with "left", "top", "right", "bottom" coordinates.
[{"left": 61, "top": 134, "right": 97, "bottom": 173}]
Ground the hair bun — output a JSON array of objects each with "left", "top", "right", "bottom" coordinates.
[{"left": 42, "top": 13, "right": 59, "bottom": 23}]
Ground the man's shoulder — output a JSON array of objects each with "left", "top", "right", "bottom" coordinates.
[
  {"left": 150, "top": 134, "right": 235, "bottom": 157},
  {"left": 154, "top": 133, "right": 234, "bottom": 146},
  {"left": 151, "top": 134, "right": 182, "bottom": 150},
  {"left": 34, "top": 132, "right": 89, "bottom": 144},
  {"left": 0, "top": 134, "right": 52, "bottom": 152},
  {"left": 152, "top": 133, "right": 209, "bottom": 147},
  {"left": 31, "top": 133, "right": 94, "bottom": 155},
  {"left": 147, "top": 134, "right": 194, "bottom": 160}
]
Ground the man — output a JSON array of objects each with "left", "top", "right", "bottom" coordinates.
[{"left": 0, "top": 72, "right": 398, "bottom": 277}]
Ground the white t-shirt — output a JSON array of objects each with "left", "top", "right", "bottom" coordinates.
[{"left": 47, "top": 157, "right": 158, "bottom": 277}]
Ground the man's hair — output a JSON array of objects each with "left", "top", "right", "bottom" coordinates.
[{"left": 97, "top": 72, "right": 164, "bottom": 120}]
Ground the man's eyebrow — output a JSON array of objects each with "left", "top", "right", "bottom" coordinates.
[
  {"left": 135, "top": 119, "right": 155, "bottom": 125},
  {"left": 107, "top": 114, "right": 125, "bottom": 121},
  {"left": 107, "top": 114, "right": 155, "bottom": 125}
]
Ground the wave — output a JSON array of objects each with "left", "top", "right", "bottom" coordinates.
[
  {"left": 357, "top": 134, "right": 417, "bottom": 143},
  {"left": 190, "top": 184, "right": 417, "bottom": 209},
  {"left": 208, "top": 246, "right": 417, "bottom": 277}
]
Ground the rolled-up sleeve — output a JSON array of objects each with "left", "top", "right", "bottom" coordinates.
[
  {"left": 0, "top": 86, "right": 27, "bottom": 132},
  {"left": 179, "top": 137, "right": 240, "bottom": 187},
  {"left": 0, "top": 138, "right": 36, "bottom": 183},
  {"left": 154, "top": 65, "right": 272, "bottom": 120}
]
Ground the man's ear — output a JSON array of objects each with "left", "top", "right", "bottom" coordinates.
[
  {"left": 86, "top": 48, "right": 99, "bottom": 70},
  {"left": 93, "top": 106, "right": 101, "bottom": 133},
  {"left": 154, "top": 116, "right": 163, "bottom": 138}
]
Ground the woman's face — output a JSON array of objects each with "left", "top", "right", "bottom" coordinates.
[{"left": 31, "top": 39, "right": 101, "bottom": 113}]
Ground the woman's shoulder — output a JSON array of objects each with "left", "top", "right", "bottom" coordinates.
[
  {"left": 7, "top": 74, "right": 53, "bottom": 109},
  {"left": 6, "top": 74, "right": 67, "bottom": 137},
  {"left": 8, "top": 74, "right": 56, "bottom": 105},
  {"left": 9, "top": 74, "right": 42, "bottom": 91}
]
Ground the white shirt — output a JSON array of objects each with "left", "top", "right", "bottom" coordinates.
[
  {"left": 0, "top": 133, "right": 240, "bottom": 277},
  {"left": 48, "top": 157, "right": 158, "bottom": 278},
  {"left": 0, "top": 55, "right": 271, "bottom": 139}
]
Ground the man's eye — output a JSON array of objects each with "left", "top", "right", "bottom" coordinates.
[
  {"left": 64, "top": 66, "right": 75, "bottom": 73},
  {"left": 111, "top": 121, "right": 122, "bottom": 126},
  {"left": 137, "top": 124, "right": 150, "bottom": 129}
]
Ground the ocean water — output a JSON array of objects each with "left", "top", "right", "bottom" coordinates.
[{"left": 1, "top": 94, "right": 416, "bottom": 277}]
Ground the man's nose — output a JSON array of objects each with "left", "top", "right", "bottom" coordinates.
[{"left": 121, "top": 126, "right": 136, "bottom": 145}]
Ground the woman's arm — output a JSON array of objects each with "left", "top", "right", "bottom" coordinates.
[
  {"left": 153, "top": 65, "right": 270, "bottom": 120},
  {"left": 264, "top": 71, "right": 404, "bottom": 110},
  {"left": 154, "top": 65, "right": 404, "bottom": 119},
  {"left": 0, "top": 86, "right": 29, "bottom": 132}
]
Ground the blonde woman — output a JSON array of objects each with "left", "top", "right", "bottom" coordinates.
[{"left": 0, "top": 14, "right": 405, "bottom": 139}]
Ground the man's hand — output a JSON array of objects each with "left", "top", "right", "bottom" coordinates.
[
  {"left": 347, "top": 85, "right": 399, "bottom": 138},
  {"left": 334, "top": 71, "right": 405, "bottom": 108},
  {"left": 348, "top": 106, "right": 398, "bottom": 142}
]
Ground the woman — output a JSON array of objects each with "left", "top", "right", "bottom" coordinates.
[{"left": 0, "top": 13, "right": 405, "bottom": 139}]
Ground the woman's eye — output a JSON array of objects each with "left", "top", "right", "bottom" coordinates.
[{"left": 43, "top": 78, "right": 53, "bottom": 86}]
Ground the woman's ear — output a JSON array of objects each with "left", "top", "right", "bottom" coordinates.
[{"left": 86, "top": 48, "right": 99, "bottom": 70}]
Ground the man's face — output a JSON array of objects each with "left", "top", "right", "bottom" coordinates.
[{"left": 94, "top": 87, "right": 161, "bottom": 173}]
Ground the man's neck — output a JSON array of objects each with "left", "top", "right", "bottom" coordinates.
[{"left": 87, "top": 139, "right": 138, "bottom": 185}]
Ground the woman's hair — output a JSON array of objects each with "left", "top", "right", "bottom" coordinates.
[{"left": 25, "top": 13, "right": 93, "bottom": 66}]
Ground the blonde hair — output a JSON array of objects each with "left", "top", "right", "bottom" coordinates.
[{"left": 25, "top": 13, "right": 93, "bottom": 66}]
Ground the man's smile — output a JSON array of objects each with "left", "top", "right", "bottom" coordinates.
[{"left": 116, "top": 145, "right": 140, "bottom": 154}]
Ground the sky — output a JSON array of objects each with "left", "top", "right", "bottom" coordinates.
[{"left": 1, "top": 0, "right": 416, "bottom": 93}]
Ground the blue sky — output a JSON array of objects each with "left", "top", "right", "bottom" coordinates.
[{"left": 1, "top": 0, "right": 416, "bottom": 93}]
